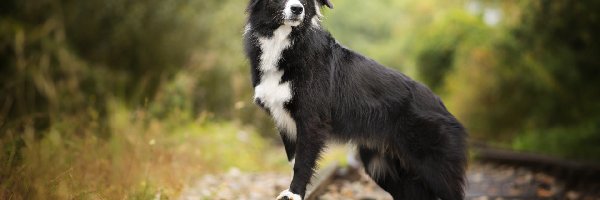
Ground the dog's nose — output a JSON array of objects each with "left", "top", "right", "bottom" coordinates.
[{"left": 291, "top": 5, "right": 303, "bottom": 15}]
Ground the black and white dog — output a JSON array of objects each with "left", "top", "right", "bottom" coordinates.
[{"left": 244, "top": 0, "right": 467, "bottom": 199}]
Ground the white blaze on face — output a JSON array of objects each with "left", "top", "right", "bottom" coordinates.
[{"left": 284, "top": 0, "right": 305, "bottom": 26}]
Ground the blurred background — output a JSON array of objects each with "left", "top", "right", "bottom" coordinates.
[{"left": 1, "top": 0, "right": 599, "bottom": 199}]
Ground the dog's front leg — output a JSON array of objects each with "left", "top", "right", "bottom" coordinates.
[
  {"left": 279, "top": 130, "right": 296, "bottom": 164},
  {"left": 277, "top": 119, "right": 326, "bottom": 200}
]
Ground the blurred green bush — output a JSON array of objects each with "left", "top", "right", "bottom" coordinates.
[
  {"left": 440, "top": 1, "right": 600, "bottom": 157},
  {"left": 0, "top": 0, "right": 277, "bottom": 133}
]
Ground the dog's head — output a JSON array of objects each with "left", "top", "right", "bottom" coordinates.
[{"left": 247, "top": 0, "right": 333, "bottom": 28}]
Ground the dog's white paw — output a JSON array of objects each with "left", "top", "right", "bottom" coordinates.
[{"left": 276, "top": 189, "right": 302, "bottom": 200}]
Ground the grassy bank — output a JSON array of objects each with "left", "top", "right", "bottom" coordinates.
[{"left": 0, "top": 104, "right": 288, "bottom": 199}]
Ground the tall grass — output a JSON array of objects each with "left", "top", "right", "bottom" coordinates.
[{"left": 0, "top": 103, "right": 288, "bottom": 199}]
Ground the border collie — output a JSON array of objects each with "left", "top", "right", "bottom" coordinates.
[{"left": 244, "top": 0, "right": 467, "bottom": 199}]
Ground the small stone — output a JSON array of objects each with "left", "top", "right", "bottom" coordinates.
[{"left": 566, "top": 191, "right": 580, "bottom": 200}]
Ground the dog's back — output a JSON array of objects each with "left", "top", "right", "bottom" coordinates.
[{"left": 329, "top": 44, "right": 467, "bottom": 200}]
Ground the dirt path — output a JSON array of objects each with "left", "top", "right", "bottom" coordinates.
[{"left": 179, "top": 163, "right": 599, "bottom": 200}]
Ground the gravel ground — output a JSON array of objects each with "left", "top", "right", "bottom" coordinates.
[
  {"left": 179, "top": 168, "right": 291, "bottom": 200},
  {"left": 179, "top": 163, "right": 600, "bottom": 200}
]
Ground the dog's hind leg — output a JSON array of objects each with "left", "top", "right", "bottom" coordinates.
[
  {"left": 412, "top": 155, "right": 466, "bottom": 200},
  {"left": 408, "top": 123, "right": 467, "bottom": 200},
  {"left": 359, "top": 147, "right": 437, "bottom": 200}
]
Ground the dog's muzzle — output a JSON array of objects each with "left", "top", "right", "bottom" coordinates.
[{"left": 284, "top": 1, "right": 304, "bottom": 26}]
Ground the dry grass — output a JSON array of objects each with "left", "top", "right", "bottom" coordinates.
[{"left": 0, "top": 103, "right": 288, "bottom": 200}]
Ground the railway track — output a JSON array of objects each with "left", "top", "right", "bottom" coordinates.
[{"left": 471, "top": 143, "right": 600, "bottom": 188}]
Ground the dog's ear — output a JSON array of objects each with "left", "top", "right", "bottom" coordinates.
[
  {"left": 246, "top": 0, "right": 261, "bottom": 13},
  {"left": 318, "top": 0, "right": 334, "bottom": 9}
]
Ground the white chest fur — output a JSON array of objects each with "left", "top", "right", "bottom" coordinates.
[{"left": 254, "top": 25, "right": 297, "bottom": 140}]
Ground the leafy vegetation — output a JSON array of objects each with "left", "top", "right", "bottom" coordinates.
[{"left": 438, "top": 1, "right": 600, "bottom": 156}]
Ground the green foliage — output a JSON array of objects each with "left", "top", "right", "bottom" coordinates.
[
  {"left": 449, "top": 1, "right": 600, "bottom": 136},
  {"left": 415, "top": 10, "right": 490, "bottom": 92},
  {"left": 325, "top": 0, "right": 459, "bottom": 72},
  {"left": 0, "top": 0, "right": 255, "bottom": 132},
  {"left": 424, "top": 1, "right": 600, "bottom": 160},
  {"left": 513, "top": 120, "right": 600, "bottom": 162}
]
